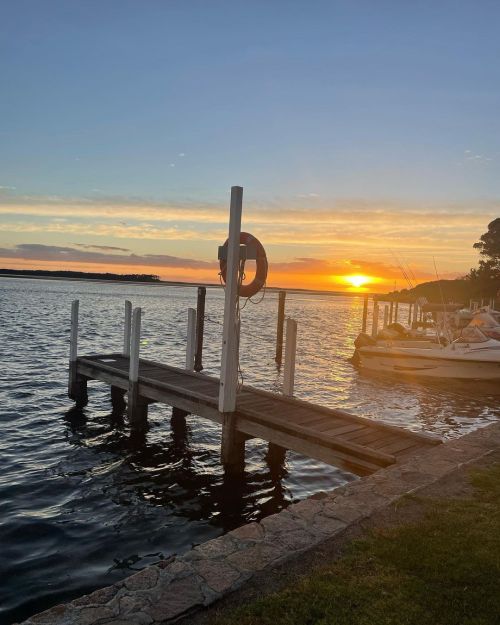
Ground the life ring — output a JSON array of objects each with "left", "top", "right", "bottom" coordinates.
[{"left": 219, "top": 232, "right": 268, "bottom": 298}]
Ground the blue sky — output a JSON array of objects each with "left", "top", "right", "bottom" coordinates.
[{"left": 1, "top": 1, "right": 499, "bottom": 288}]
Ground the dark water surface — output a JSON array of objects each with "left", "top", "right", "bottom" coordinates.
[{"left": 1, "top": 277, "right": 499, "bottom": 623}]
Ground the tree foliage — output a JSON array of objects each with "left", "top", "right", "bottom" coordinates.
[{"left": 468, "top": 218, "right": 500, "bottom": 284}]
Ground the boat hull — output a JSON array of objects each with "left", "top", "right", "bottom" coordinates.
[{"left": 357, "top": 350, "right": 500, "bottom": 380}]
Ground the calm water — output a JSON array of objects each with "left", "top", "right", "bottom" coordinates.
[{"left": 1, "top": 277, "right": 499, "bottom": 624}]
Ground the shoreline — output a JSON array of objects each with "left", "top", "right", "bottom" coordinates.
[{"left": 0, "top": 272, "right": 374, "bottom": 298}]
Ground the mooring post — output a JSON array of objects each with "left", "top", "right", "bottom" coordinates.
[
  {"left": 283, "top": 318, "right": 297, "bottom": 397},
  {"left": 389, "top": 301, "right": 394, "bottom": 324},
  {"left": 394, "top": 300, "right": 399, "bottom": 322},
  {"left": 275, "top": 291, "right": 286, "bottom": 366},
  {"left": 408, "top": 302, "right": 412, "bottom": 325},
  {"left": 186, "top": 307, "right": 196, "bottom": 371},
  {"left": 219, "top": 186, "right": 244, "bottom": 471},
  {"left": 68, "top": 299, "right": 88, "bottom": 406},
  {"left": 412, "top": 302, "right": 419, "bottom": 327},
  {"left": 194, "top": 286, "right": 206, "bottom": 372},
  {"left": 123, "top": 300, "right": 132, "bottom": 356},
  {"left": 128, "top": 307, "right": 148, "bottom": 428},
  {"left": 383, "top": 304, "right": 389, "bottom": 328},
  {"left": 361, "top": 295, "right": 369, "bottom": 333},
  {"left": 371, "top": 302, "right": 379, "bottom": 338}
]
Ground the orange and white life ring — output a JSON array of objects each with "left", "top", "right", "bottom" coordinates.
[{"left": 219, "top": 232, "right": 268, "bottom": 298}]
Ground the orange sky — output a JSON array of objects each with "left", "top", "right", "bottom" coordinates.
[{"left": 0, "top": 192, "right": 495, "bottom": 292}]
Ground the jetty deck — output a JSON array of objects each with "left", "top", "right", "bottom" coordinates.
[{"left": 76, "top": 353, "right": 440, "bottom": 476}]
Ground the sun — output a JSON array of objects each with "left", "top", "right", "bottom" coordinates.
[{"left": 345, "top": 274, "right": 369, "bottom": 288}]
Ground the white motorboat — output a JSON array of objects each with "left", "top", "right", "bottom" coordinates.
[{"left": 356, "top": 327, "right": 500, "bottom": 380}]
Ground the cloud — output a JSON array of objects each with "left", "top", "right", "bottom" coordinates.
[
  {"left": 0, "top": 244, "right": 218, "bottom": 270},
  {"left": 73, "top": 243, "right": 131, "bottom": 253}
]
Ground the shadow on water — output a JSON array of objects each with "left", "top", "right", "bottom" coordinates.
[{"left": 62, "top": 403, "right": 290, "bottom": 531}]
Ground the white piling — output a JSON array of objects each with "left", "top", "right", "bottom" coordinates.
[
  {"left": 129, "top": 307, "right": 141, "bottom": 385},
  {"left": 383, "top": 305, "right": 389, "bottom": 328},
  {"left": 412, "top": 302, "right": 419, "bottom": 326},
  {"left": 219, "top": 186, "right": 243, "bottom": 414},
  {"left": 371, "top": 302, "right": 379, "bottom": 338},
  {"left": 186, "top": 307, "right": 196, "bottom": 371},
  {"left": 69, "top": 299, "right": 79, "bottom": 365},
  {"left": 123, "top": 300, "right": 132, "bottom": 356},
  {"left": 283, "top": 318, "right": 297, "bottom": 397}
]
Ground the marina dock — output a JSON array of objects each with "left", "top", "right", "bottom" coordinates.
[{"left": 72, "top": 352, "right": 440, "bottom": 476}]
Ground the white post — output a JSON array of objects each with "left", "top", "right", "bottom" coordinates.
[
  {"left": 412, "top": 302, "right": 419, "bottom": 326},
  {"left": 283, "top": 318, "right": 297, "bottom": 397},
  {"left": 219, "top": 186, "right": 243, "bottom": 413},
  {"left": 371, "top": 302, "right": 379, "bottom": 338},
  {"left": 129, "top": 307, "right": 141, "bottom": 385},
  {"left": 70, "top": 299, "right": 79, "bottom": 365},
  {"left": 123, "top": 300, "right": 132, "bottom": 356},
  {"left": 186, "top": 307, "right": 196, "bottom": 371},
  {"left": 383, "top": 305, "right": 389, "bottom": 328}
]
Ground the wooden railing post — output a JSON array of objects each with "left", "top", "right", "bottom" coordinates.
[
  {"left": 275, "top": 291, "right": 286, "bottom": 366},
  {"left": 68, "top": 299, "right": 87, "bottom": 406},
  {"left": 371, "top": 302, "right": 379, "bottom": 338},
  {"left": 383, "top": 305, "right": 389, "bottom": 328},
  {"left": 361, "top": 295, "right": 368, "bottom": 333},
  {"left": 219, "top": 186, "right": 242, "bottom": 414},
  {"left": 128, "top": 307, "right": 148, "bottom": 428},
  {"left": 194, "top": 286, "right": 206, "bottom": 372},
  {"left": 283, "top": 318, "right": 297, "bottom": 397},
  {"left": 123, "top": 300, "right": 132, "bottom": 356},
  {"left": 186, "top": 307, "right": 196, "bottom": 371}
]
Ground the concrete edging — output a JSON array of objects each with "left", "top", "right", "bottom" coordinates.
[{"left": 20, "top": 421, "right": 500, "bottom": 625}]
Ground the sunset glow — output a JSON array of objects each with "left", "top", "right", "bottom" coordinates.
[{"left": 344, "top": 274, "right": 370, "bottom": 288}]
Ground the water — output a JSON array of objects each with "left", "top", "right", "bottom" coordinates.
[{"left": 1, "top": 277, "right": 499, "bottom": 624}]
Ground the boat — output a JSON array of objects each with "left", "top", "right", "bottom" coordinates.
[{"left": 355, "top": 326, "right": 500, "bottom": 380}]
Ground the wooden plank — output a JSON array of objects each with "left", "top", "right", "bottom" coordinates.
[
  {"left": 237, "top": 404, "right": 395, "bottom": 467},
  {"left": 318, "top": 423, "right": 367, "bottom": 437},
  {"left": 236, "top": 417, "right": 382, "bottom": 476},
  {"left": 374, "top": 438, "right": 426, "bottom": 455}
]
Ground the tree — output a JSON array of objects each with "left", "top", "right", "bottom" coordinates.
[
  {"left": 468, "top": 218, "right": 500, "bottom": 282},
  {"left": 473, "top": 218, "right": 500, "bottom": 266}
]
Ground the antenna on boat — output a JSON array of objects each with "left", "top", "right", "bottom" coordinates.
[{"left": 433, "top": 256, "right": 452, "bottom": 344}]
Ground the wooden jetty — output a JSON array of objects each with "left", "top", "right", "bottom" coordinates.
[
  {"left": 68, "top": 186, "right": 441, "bottom": 477},
  {"left": 71, "top": 351, "right": 440, "bottom": 476}
]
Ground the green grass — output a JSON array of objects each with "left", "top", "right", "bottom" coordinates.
[{"left": 210, "top": 464, "right": 500, "bottom": 625}]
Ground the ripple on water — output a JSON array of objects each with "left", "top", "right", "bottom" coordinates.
[{"left": 1, "top": 278, "right": 499, "bottom": 624}]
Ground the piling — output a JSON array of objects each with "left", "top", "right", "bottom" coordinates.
[
  {"left": 389, "top": 301, "right": 394, "bottom": 324},
  {"left": 361, "top": 295, "right": 368, "bottom": 333},
  {"left": 128, "top": 307, "right": 148, "bottom": 428},
  {"left": 408, "top": 303, "right": 412, "bottom": 325},
  {"left": 219, "top": 187, "right": 244, "bottom": 471},
  {"left": 123, "top": 300, "right": 132, "bottom": 356},
  {"left": 283, "top": 318, "right": 297, "bottom": 397},
  {"left": 383, "top": 305, "right": 389, "bottom": 328},
  {"left": 186, "top": 307, "right": 196, "bottom": 371},
  {"left": 394, "top": 301, "right": 399, "bottom": 322},
  {"left": 371, "top": 302, "right": 379, "bottom": 338},
  {"left": 194, "top": 286, "right": 206, "bottom": 372},
  {"left": 275, "top": 291, "right": 286, "bottom": 366},
  {"left": 68, "top": 299, "right": 88, "bottom": 406}
]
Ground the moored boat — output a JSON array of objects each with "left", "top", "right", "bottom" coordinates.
[{"left": 356, "top": 327, "right": 500, "bottom": 380}]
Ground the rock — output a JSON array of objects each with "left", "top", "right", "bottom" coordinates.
[
  {"left": 227, "top": 542, "right": 283, "bottom": 572},
  {"left": 124, "top": 567, "right": 159, "bottom": 591},
  {"left": 144, "top": 576, "right": 205, "bottom": 621},
  {"left": 193, "top": 559, "right": 241, "bottom": 594},
  {"left": 229, "top": 522, "right": 264, "bottom": 542}
]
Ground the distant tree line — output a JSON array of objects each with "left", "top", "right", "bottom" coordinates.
[{"left": 0, "top": 269, "right": 161, "bottom": 282}]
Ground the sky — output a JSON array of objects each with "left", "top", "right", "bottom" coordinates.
[{"left": 1, "top": 0, "right": 499, "bottom": 292}]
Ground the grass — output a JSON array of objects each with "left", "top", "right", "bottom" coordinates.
[{"left": 209, "top": 464, "right": 500, "bottom": 625}]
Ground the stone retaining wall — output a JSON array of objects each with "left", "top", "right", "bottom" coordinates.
[{"left": 20, "top": 422, "right": 500, "bottom": 625}]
